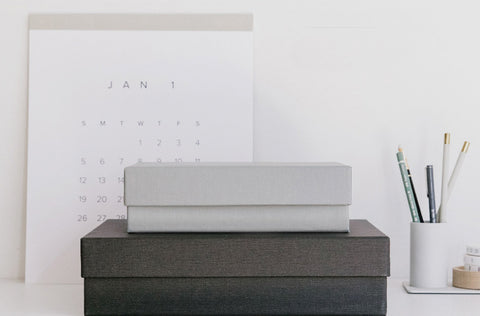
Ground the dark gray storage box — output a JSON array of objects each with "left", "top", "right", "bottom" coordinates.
[{"left": 81, "top": 219, "right": 390, "bottom": 315}]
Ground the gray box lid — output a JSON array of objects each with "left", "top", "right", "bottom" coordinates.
[{"left": 124, "top": 162, "right": 352, "bottom": 206}]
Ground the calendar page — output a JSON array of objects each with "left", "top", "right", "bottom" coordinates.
[{"left": 26, "top": 15, "right": 253, "bottom": 283}]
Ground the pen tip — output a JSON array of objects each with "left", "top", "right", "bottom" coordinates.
[{"left": 462, "top": 141, "right": 470, "bottom": 153}]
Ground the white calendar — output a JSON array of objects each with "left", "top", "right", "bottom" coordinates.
[{"left": 26, "top": 14, "right": 253, "bottom": 283}]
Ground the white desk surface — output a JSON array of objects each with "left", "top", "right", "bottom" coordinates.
[{"left": 1, "top": 278, "right": 479, "bottom": 315}]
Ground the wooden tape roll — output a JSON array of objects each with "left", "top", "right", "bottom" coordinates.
[{"left": 453, "top": 266, "right": 480, "bottom": 290}]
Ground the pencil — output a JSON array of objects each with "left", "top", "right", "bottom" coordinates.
[
  {"left": 399, "top": 147, "right": 424, "bottom": 222},
  {"left": 448, "top": 141, "right": 470, "bottom": 199},
  {"left": 396, "top": 148, "right": 420, "bottom": 222},
  {"left": 439, "top": 133, "right": 450, "bottom": 223},
  {"left": 438, "top": 141, "right": 470, "bottom": 209}
]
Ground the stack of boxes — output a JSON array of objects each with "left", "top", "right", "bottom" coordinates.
[{"left": 81, "top": 162, "right": 390, "bottom": 315}]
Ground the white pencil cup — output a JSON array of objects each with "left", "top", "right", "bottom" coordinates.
[{"left": 410, "top": 222, "right": 449, "bottom": 288}]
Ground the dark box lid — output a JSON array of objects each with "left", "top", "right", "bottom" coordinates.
[{"left": 81, "top": 219, "right": 389, "bottom": 278}]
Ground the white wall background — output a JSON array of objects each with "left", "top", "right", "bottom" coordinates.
[{"left": 2, "top": 0, "right": 480, "bottom": 280}]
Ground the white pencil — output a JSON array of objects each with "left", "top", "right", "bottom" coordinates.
[
  {"left": 447, "top": 141, "right": 470, "bottom": 201},
  {"left": 439, "top": 133, "right": 450, "bottom": 223},
  {"left": 438, "top": 140, "right": 470, "bottom": 219}
]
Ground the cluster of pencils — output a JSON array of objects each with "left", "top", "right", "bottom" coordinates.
[{"left": 396, "top": 133, "right": 470, "bottom": 223}]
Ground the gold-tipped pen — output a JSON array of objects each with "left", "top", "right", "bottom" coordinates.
[{"left": 444, "top": 133, "right": 451, "bottom": 144}]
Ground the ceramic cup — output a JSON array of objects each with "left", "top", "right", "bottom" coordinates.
[{"left": 410, "top": 222, "right": 449, "bottom": 288}]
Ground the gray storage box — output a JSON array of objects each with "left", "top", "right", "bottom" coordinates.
[{"left": 124, "top": 162, "right": 352, "bottom": 232}]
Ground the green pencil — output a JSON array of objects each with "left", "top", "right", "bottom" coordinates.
[{"left": 396, "top": 149, "right": 420, "bottom": 222}]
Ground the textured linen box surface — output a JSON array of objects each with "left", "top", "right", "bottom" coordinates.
[
  {"left": 84, "top": 277, "right": 387, "bottom": 315},
  {"left": 81, "top": 219, "right": 390, "bottom": 315},
  {"left": 124, "top": 162, "right": 352, "bottom": 232}
]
